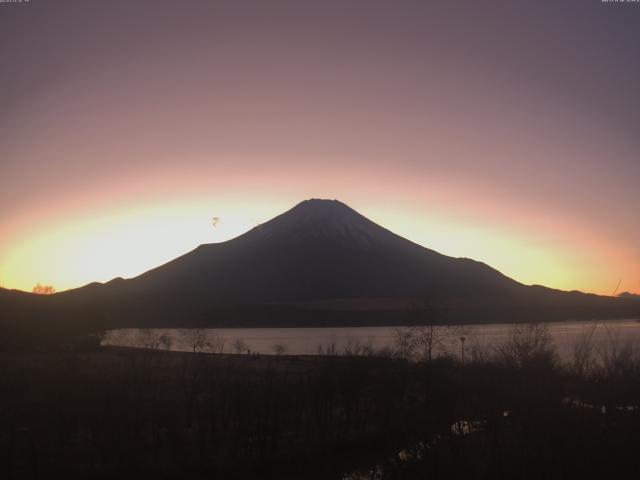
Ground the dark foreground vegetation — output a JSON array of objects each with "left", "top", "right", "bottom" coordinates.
[{"left": 2, "top": 326, "right": 640, "bottom": 479}]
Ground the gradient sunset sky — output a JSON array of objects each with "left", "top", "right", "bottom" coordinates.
[{"left": 1, "top": 0, "right": 638, "bottom": 295}]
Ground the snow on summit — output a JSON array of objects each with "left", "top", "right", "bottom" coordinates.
[{"left": 251, "top": 199, "right": 399, "bottom": 248}]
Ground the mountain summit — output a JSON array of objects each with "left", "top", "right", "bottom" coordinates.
[
  {"left": 245, "top": 199, "right": 401, "bottom": 248},
  {"left": 14, "top": 199, "right": 637, "bottom": 328}
]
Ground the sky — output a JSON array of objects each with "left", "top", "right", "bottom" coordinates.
[{"left": 0, "top": 0, "right": 638, "bottom": 295}]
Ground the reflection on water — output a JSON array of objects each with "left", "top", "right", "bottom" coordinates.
[{"left": 102, "top": 319, "right": 640, "bottom": 362}]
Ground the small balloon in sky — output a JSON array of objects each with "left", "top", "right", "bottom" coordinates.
[{"left": 211, "top": 217, "right": 220, "bottom": 228}]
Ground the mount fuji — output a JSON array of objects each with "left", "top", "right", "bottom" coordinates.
[{"left": 2, "top": 199, "right": 638, "bottom": 330}]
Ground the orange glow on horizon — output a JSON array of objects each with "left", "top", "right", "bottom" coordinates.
[{"left": 0, "top": 171, "right": 637, "bottom": 297}]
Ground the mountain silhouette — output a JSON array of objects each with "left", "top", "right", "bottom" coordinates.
[
  {"left": 2, "top": 199, "right": 639, "bottom": 333},
  {"left": 120, "top": 199, "right": 520, "bottom": 302}
]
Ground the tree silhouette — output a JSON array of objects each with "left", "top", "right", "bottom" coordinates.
[
  {"left": 32, "top": 283, "right": 55, "bottom": 295},
  {"left": 232, "top": 338, "right": 248, "bottom": 354},
  {"left": 181, "top": 328, "right": 210, "bottom": 353}
]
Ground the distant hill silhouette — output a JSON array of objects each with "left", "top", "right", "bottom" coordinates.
[
  {"left": 619, "top": 292, "right": 640, "bottom": 300},
  {"left": 1, "top": 199, "right": 639, "bottom": 339}
]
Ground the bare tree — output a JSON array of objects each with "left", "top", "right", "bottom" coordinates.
[
  {"left": 467, "top": 336, "right": 491, "bottom": 364},
  {"left": 394, "top": 299, "right": 456, "bottom": 361},
  {"left": 570, "top": 323, "right": 598, "bottom": 377},
  {"left": 415, "top": 299, "right": 458, "bottom": 361},
  {"left": 361, "top": 336, "right": 376, "bottom": 356},
  {"left": 138, "top": 329, "right": 162, "bottom": 350},
  {"left": 208, "top": 332, "right": 226, "bottom": 354},
  {"left": 416, "top": 324, "right": 441, "bottom": 362},
  {"left": 317, "top": 341, "right": 337, "bottom": 356},
  {"left": 32, "top": 283, "right": 55, "bottom": 295},
  {"left": 495, "top": 323, "right": 557, "bottom": 368},
  {"left": 393, "top": 327, "right": 419, "bottom": 360},
  {"left": 159, "top": 333, "right": 173, "bottom": 351},
  {"left": 232, "top": 338, "right": 248, "bottom": 354},
  {"left": 343, "top": 336, "right": 375, "bottom": 357},
  {"left": 181, "top": 329, "right": 210, "bottom": 353},
  {"left": 272, "top": 344, "right": 287, "bottom": 356},
  {"left": 597, "top": 325, "right": 636, "bottom": 379}
]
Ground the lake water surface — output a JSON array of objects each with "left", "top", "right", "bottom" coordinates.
[{"left": 102, "top": 319, "right": 640, "bottom": 362}]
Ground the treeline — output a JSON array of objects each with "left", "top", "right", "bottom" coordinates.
[
  {"left": 349, "top": 323, "right": 640, "bottom": 479},
  {"left": 1, "top": 324, "right": 640, "bottom": 479}
]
